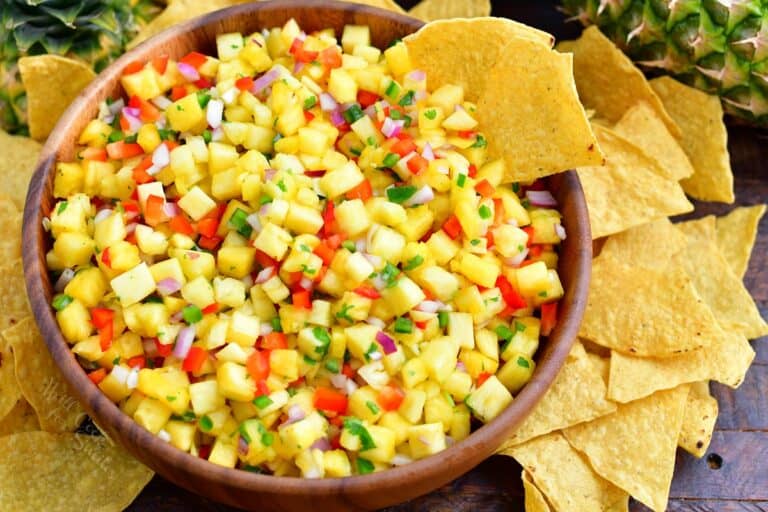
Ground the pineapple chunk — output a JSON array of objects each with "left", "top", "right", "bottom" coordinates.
[
  {"left": 110, "top": 262, "right": 157, "bottom": 307},
  {"left": 420, "top": 338, "right": 459, "bottom": 383},
  {"left": 497, "top": 353, "right": 536, "bottom": 394},
  {"left": 53, "top": 232, "right": 94, "bottom": 268},
  {"left": 121, "top": 67, "right": 161, "bottom": 100},
  {"left": 456, "top": 252, "right": 499, "bottom": 289},
  {"left": 348, "top": 386, "right": 383, "bottom": 423},
  {"left": 380, "top": 276, "right": 425, "bottom": 317},
  {"left": 279, "top": 412, "right": 327, "bottom": 457},
  {"left": 323, "top": 450, "right": 352, "bottom": 477},
  {"left": 335, "top": 199, "right": 371, "bottom": 237},
  {"left": 64, "top": 267, "right": 106, "bottom": 308},
  {"left": 133, "top": 397, "right": 172, "bottom": 434},
  {"left": 181, "top": 275, "right": 214, "bottom": 308},
  {"left": 217, "top": 247, "right": 256, "bottom": 279},
  {"left": 383, "top": 41, "right": 412, "bottom": 77},
  {"left": 217, "top": 361, "right": 256, "bottom": 402},
  {"left": 465, "top": 375, "right": 513, "bottom": 423},
  {"left": 253, "top": 223, "right": 292, "bottom": 260},
  {"left": 189, "top": 380, "right": 226, "bottom": 415},
  {"left": 408, "top": 423, "right": 446, "bottom": 460},
  {"left": 361, "top": 425, "right": 395, "bottom": 463},
  {"left": 165, "top": 420, "right": 197, "bottom": 451},
  {"left": 319, "top": 161, "right": 364, "bottom": 198},
  {"left": 500, "top": 317, "right": 541, "bottom": 361},
  {"left": 209, "top": 437, "right": 238, "bottom": 468},
  {"left": 178, "top": 186, "right": 217, "bottom": 221},
  {"left": 450, "top": 405, "right": 472, "bottom": 442},
  {"left": 56, "top": 299, "right": 92, "bottom": 343},
  {"left": 424, "top": 394, "right": 454, "bottom": 432},
  {"left": 270, "top": 349, "right": 299, "bottom": 382},
  {"left": 167, "top": 93, "right": 206, "bottom": 133}
]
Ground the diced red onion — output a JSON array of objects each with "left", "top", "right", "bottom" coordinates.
[
  {"left": 211, "top": 126, "right": 224, "bottom": 142},
  {"left": 251, "top": 68, "right": 280, "bottom": 94},
  {"left": 206, "top": 99, "right": 224, "bottom": 129},
  {"left": 365, "top": 317, "right": 386, "bottom": 329},
  {"left": 554, "top": 222, "right": 567, "bottom": 240},
  {"left": 299, "top": 277, "right": 313, "bottom": 290},
  {"left": 259, "top": 204, "right": 270, "bottom": 216},
  {"left": 238, "top": 436, "right": 249, "bottom": 455},
  {"left": 406, "top": 70, "right": 426, "bottom": 83},
  {"left": 293, "top": 61, "right": 305, "bottom": 74},
  {"left": 371, "top": 275, "right": 387, "bottom": 290},
  {"left": 265, "top": 168, "right": 277, "bottom": 181},
  {"left": 319, "top": 93, "right": 338, "bottom": 112},
  {"left": 330, "top": 109, "right": 345, "bottom": 127},
  {"left": 330, "top": 374, "right": 348, "bottom": 390},
  {"left": 94, "top": 209, "right": 112, "bottom": 224},
  {"left": 162, "top": 201, "right": 179, "bottom": 218},
  {"left": 446, "top": 435, "right": 455, "bottom": 447},
  {"left": 221, "top": 87, "right": 239, "bottom": 105},
  {"left": 42, "top": 217, "right": 51, "bottom": 232},
  {"left": 121, "top": 108, "right": 142, "bottom": 132},
  {"left": 506, "top": 218, "right": 519, "bottom": 227},
  {"left": 456, "top": 361, "right": 467, "bottom": 372},
  {"left": 454, "top": 104, "right": 465, "bottom": 112},
  {"left": 241, "top": 274, "right": 254, "bottom": 288},
  {"left": 415, "top": 300, "right": 440, "bottom": 313},
  {"left": 246, "top": 213, "right": 262, "bottom": 232},
  {"left": 108, "top": 98, "right": 125, "bottom": 115},
  {"left": 145, "top": 164, "right": 162, "bottom": 176},
  {"left": 363, "top": 105, "right": 377, "bottom": 118},
  {"left": 126, "top": 367, "right": 139, "bottom": 389},
  {"left": 304, "top": 467, "right": 322, "bottom": 479},
  {"left": 403, "top": 185, "right": 434, "bottom": 207},
  {"left": 111, "top": 365, "right": 130, "bottom": 386},
  {"left": 177, "top": 62, "right": 200, "bottom": 81},
  {"left": 414, "top": 90, "right": 427, "bottom": 102},
  {"left": 344, "top": 379, "right": 358, "bottom": 396},
  {"left": 170, "top": 311, "right": 184, "bottom": 323},
  {"left": 125, "top": 222, "right": 137, "bottom": 235},
  {"left": 54, "top": 268, "right": 75, "bottom": 292},
  {"left": 173, "top": 326, "right": 195, "bottom": 359},
  {"left": 526, "top": 190, "right": 557, "bottom": 207},
  {"left": 156, "top": 277, "right": 182, "bottom": 296},
  {"left": 368, "top": 350, "right": 382, "bottom": 361},
  {"left": 422, "top": 143, "right": 435, "bottom": 161},
  {"left": 285, "top": 405, "right": 306, "bottom": 425},
  {"left": 381, "top": 117, "right": 404, "bottom": 138},
  {"left": 151, "top": 96, "right": 173, "bottom": 110},
  {"left": 255, "top": 266, "right": 275, "bottom": 284},
  {"left": 435, "top": 164, "right": 449, "bottom": 175},
  {"left": 310, "top": 438, "right": 331, "bottom": 452},
  {"left": 392, "top": 454, "right": 413, "bottom": 466},
  {"left": 505, "top": 249, "right": 529, "bottom": 268},
  {"left": 362, "top": 253, "right": 382, "bottom": 268},
  {"left": 143, "top": 338, "right": 158, "bottom": 357},
  {"left": 259, "top": 323, "right": 274, "bottom": 336},
  {"left": 123, "top": 106, "right": 140, "bottom": 118},
  {"left": 154, "top": 117, "right": 167, "bottom": 129},
  {"left": 375, "top": 331, "right": 397, "bottom": 355}
]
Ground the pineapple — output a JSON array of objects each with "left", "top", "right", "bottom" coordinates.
[
  {"left": 561, "top": 0, "right": 768, "bottom": 125},
  {"left": 0, "top": 0, "right": 162, "bottom": 134}
]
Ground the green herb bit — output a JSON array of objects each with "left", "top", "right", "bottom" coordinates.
[
  {"left": 438, "top": 311, "right": 449, "bottom": 329},
  {"left": 402, "top": 255, "right": 424, "bottom": 271},
  {"left": 336, "top": 303, "right": 355, "bottom": 322},
  {"left": 457, "top": 174, "right": 467, "bottom": 188},
  {"left": 495, "top": 325, "right": 514, "bottom": 341},
  {"left": 393, "top": 317, "right": 414, "bottom": 334},
  {"left": 382, "top": 153, "right": 400, "bottom": 168},
  {"left": 366, "top": 400, "right": 380, "bottom": 415},
  {"left": 325, "top": 359, "right": 340, "bottom": 374},
  {"left": 253, "top": 395, "right": 273, "bottom": 409},
  {"left": 343, "top": 418, "right": 377, "bottom": 451},
  {"left": 182, "top": 304, "right": 203, "bottom": 324},
  {"left": 357, "top": 457, "right": 375, "bottom": 475},
  {"left": 342, "top": 240, "right": 356, "bottom": 252},
  {"left": 198, "top": 415, "right": 214, "bottom": 432},
  {"left": 478, "top": 205, "right": 492, "bottom": 219},
  {"left": 471, "top": 134, "right": 487, "bottom": 148},
  {"left": 196, "top": 91, "right": 211, "bottom": 108},
  {"left": 52, "top": 294, "right": 74, "bottom": 311},
  {"left": 398, "top": 90, "right": 415, "bottom": 106},
  {"left": 303, "top": 95, "right": 317, "bottom": 110},
  {"left": 343, "top": 104, "right": 365, "bottom": 124},
  {"left": 424, "top": 109, "right": 437, "bottom": 120},
  {"left": 386, "top": 185, "right": 417, "bottom": 204}
]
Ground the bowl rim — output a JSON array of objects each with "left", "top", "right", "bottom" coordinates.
[{"left": 22, "top": 0, "right": 591, "bottom": 505}]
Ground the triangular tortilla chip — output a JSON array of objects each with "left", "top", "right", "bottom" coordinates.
[
  {"left": 678, "top": 381, "right": 718, "bottom": 458},
  {"left": 0, "top": 398, "right": 40, "bottom": 436},
  {"left": 598, "top": 217, "right": 688, "bottom": 269},
  {"left": 409, "top": 0, "right": 491, "bottom": 21},
  {"left": 561, "top": 27, "right": 680, "bottom": 137},
  {"left": 563, "top": 385, "right": 690, "bottom": 512},
  {"left": 503, "top": 432, "right": 629, "bottom": 511},
  {"left": 607, "top": 331, "right": 754, "bottom": 403},
  {"left": 18, "top": 55, "right": 96, "bottom": 141},
  {"left": 0, "top": 336, "right": 21, "bottom": 422},
  {"left": 522, "top": 470, "right": 552, "bottom": 512},
  {"left": 578, "top": 125, "right": 692, "bottom": 239},
  {"left": 499, "top": 341, "right": 616, "bottom": 448},
  {"left": 613, "top": 102, "right": 694, "bottom": 180},
  {"left": 0, "top": 131, "right": 42, "bottom": 208},
  {"left": 0, "top": 197, "right": 21, "bottom": 260},
  {"left": 0, "top": 259, "right": 31, "bottom": 332},
  {"left": 716, "top": 205, "right": 767, "bottom": 278},
  {"left": 650, "top": 76, "right": 734, "bottom": 203},
  {"left": 580, "top": 255, "right": 720, "bottom": 357}
]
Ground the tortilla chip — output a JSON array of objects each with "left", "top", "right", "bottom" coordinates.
[
  {"left": 677, "top": 214, "right": 716, "bottom": 242},
  {"left": 607, "top": 331, "right": 754, "bottom": 403},
  {"left": 580, "top": 255, "right": 720, "bottom": 357},
  {"left": 563, "top": 385, "right": 690, "bottom": 512},
  {"left": 503, "top": 432, "right": 629, "bottom": 511},
  {"left": 677, "top": 219, "right": 768, "bottom": 339},
  {"left": 522, "top": 470, "right": 552, "bottom": 512},
  {"left": 409, "top": 0, "right": 491, "bottom": 21},
  {"left": 612, "top": 102, "right": 694, "bottom": 180},
  {"left": 599, "top": 217, "right": 688, "bottom": 269},
  {"left": 0, "top": 259, "right": 31, "bottom": 332},
  {"left": 0, "top": 431, "right": 153, "bottom": 511},
  {"left": 716, "top": 205, "right": 767, "bottom": 278},
  {"left": 561, "top": 27, "right": 680, "bottom": 137},
  {"left": 678, "top": 381, "right": 718, "bottom": 458},
  {"left": 0, "top": 130, "right": 42, "bottom": 209},
  {"left": 4, "top": 318, "right": 86, "bottom": 433},
  {"left": 578, "top": 125, "right": 693, "bottom": 239},
  {"left": 0, "top": 196, "right": 21, "bottom": 260},
  {"left": 650, "top": 76, "right": 734, "bottom": 203},
  {"left": 0, "top": 337, "right": 21, "bottom": 422},
  {"left": 0, "top": 399, "right": 40, "bottom": 436},
  {"left": 585, "top": 351, "right": 610, "bottom": 385},
  {"left": 500, "top": 341, "right": 616, "bottom": 448},
  {"left": 18, "top": 55, "right": 96, "bottom": 141}
]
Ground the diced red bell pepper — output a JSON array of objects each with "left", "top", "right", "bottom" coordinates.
[
  {"left": 492, "top": 198, "right": 505, "bottom": 226},
  {"left": 319, "top": 47, "right": 342, "bottom": 70},
  {"left": 477, "top": 372, "right": 492, "bottom": 387},
  {"left": 260, "top": 332, "right": 287, "bottom": 350},
  {"left": 357, "top": 90, "right": 379, "bottom": 108},
  {"left": 99, "top": 322, "right": 114, "bottom": 351},
  {"left": 180, "top": 51, "right": 207, "bottom": 69},
  {"left": 91, "top": 308, "right": 114, "bottom": 329},
  {"left": 313, "top": 242, "right": 336, "bottom": 266},
  {"left": 100, "top": 247, "right": 112, "bottom": 268},
  {"left": 442, "top": 215, "right": 462, "bottom": 240},
  {"left": 324, "top": 233, "right": 344, "bottom": 250},
  {"left": 522, "top": 226, "right": 535, "bottom": 247},
  {"left": 390, "top": 137, "right": 417, "bottom": 157},
  {"left": 196, "top": 217, "right": 219, "bottom": 238},
  {"left": 314, "top": 387, "right": 348, "bottom": 414},
  {"left": 202, "top": 303, "right": 219, "bottom": 315},
  {"left": 303, "top": 110, "right": 315, "bottom": 122},
  {"left": 169, "top": 214, "right": 195, "bottom": 235},
  {"left": 407, "top": 154, "right": 429, "bottom": 174},
  {"left": 256, "top": 379, "right": 270, "bottom": 398},
  {"left": 475, "top": 179, "right": 495, "bottom": 198},
  {"left": 246, "top": 351, "right": 271, "bottom": 382},
  {"left": 194, "top": 77, "right": 213, "bottom": 89},
  {"left": 171, "top": 86, "right": 188, "bottom": 101},
  {"left": 377, "top": 386, "right": 405, "bottom": 411},
  {"left": 79, "top": 147, "right": 108, "bottom": 162},
  {"left": 467, "top": 164, "right": 478, "bottom": 178},
  {"left": 292, "top": 290, "right": 311, "bottom": 309},
  {"left": 540, "top": 302, "right": 558, "bottom": 336},
  {"left": 485, "top": 230, "right": 494, "bottom": 249},
  {"left": 127, "top": 355, "right": 146, "bottom": 369},
  {"left": 529, "top": 244, "right": 544, "bottom": 258},
  {"left": 458, "top": 130, "right": 476, "bottom": 139},
  {"left": 87, "top": 368, "right": 107, "bottom": 385},
  {"left": 132, "top": 155, "right": 155, "bottom": 185},
  {"left": 496, "top": 275, "right": 528, "bottom": 311},
  {"left": 235, "top": 76, "right": 254, "bottom": 91},
  {"left": 341, "top": 363, "right": 356, "bottom": 379},
  {"left": 345, "top": 179, "right": 372, "bottom": 201},
  {"left": 353, "top": 285, "right": 381, "bottom": 300},
  {"left": 151, "top": 55, "right": 169, "bottom": 74},
  {"left": 182, "top": 347, "right": 208, "bottom": 373},
  {"left": 289, "top": 38, "right": 319, "bottom": 63},
  {"left": 197, "top": 235, "right": 222, "bottom": 251},
  {"left": 155, "top": 338, "right": 172, "bottom": 357},
  {"left": 144, "top": 195, "right": 167, "bottom": 227},
  {"left": 106, "top": 141, "right": 144, "bottom": 160},
  {"left": 254, "top": 250, "right": 278, "bottom": 269},
  {"left": 414, "top": 320, "right": 429, "bottom": 330},
  {"left": 122, "top": 60, "right": 144, "bottom": 76},
  {"left": 198, "top": 444, "right": 212, "bottom": 460},
  {"left": 321, "top": 200, "right": 336, "bottom": 237}
]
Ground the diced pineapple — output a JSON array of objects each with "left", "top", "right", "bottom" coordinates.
[
  {"left": 420, "top": 338, "right": 459, "bottom": 383},
  {"left": 279, "top": 411, "right": 327, "bottom": 457},
  {"left": 174, "top": 249, "right": 216, "bottom": 280},
  {"left": 492, "top": 224, "right": 529, "bottom": 259},
  {"left": 344, "top": 324, "right": 379, "bottom": 361},
  {"left": 323, "top": 450, "right": 352, "bottom": 477},
  {"left": 178, "top": 186, "right": 217, "bottom": 220},
  {"left": 361, "top": 425, "right": 395, "bottom": 463},
  {"left": 456, "top": 252, "right": 499, "bottom": 289},
  {"left": 121, "top": 67, "right": 161, "bottom": 100},
  {"left": 212, "top": 276, "right": 246, "bottom": 308},
  {"left": 341, "top": 25, "right": 370, "bottom": 53},
  {"left": 334, "top": 199, "right": 371, "bottom": 237},
  {"left": 165, "top": 420, "right": 197, "bottom": 451},
  {"left": 426, "top": 230, "right": 460, "bottom": 265},
  {"left": 53, "top": 232, "right": 94, "bottom": 268},
  {"left": 428, "top": 84, "right": 464, "bottom": 114},
  {"left": 253, "top": 223, "right": 292, "bottom": 260},
  {"left": 167, "top": 93, "right": 206, "bottom": 133},
  {"left": 515, "top": 261, "right": 550, "bottom": 299},
  {"left": 111, "top": 262, "right": 157, "bottom": 307},
  {"left": 181, "top": 275, "right": 214, "bottom": 308},
  {"left": 216, "top": 32, "right": 244, "bottom": 61},
  {"left": 189, "top": 380, "right": 226, "bottom": 415},
  {"left": 383, "top": 41, "right": 412, "bottom": 77},
  {"left": 447, "top": 312, "right": 474, "bottom": 349},
  {"left": 270, "top": 349, "right": 299, "bottom": 382},
  {"left": 501, "top": 317, "right": 541, "bottom": 361},
  {"left": 217, "top": 246, "right": 256, "bottom": 279},
  {"left": 63, "top": 267, "right": 106, "bottom": 308},
  {"left": 450, "top": 404, "right": 471, "bottom": 442},
  {"left": 217, "top": 361, "right": 256, "bottom": 402},
  {"left": 396, "top": 205, "right": 434, "bottom": 242},
  {"left": 262, "top": 275, "right": 291, "bottom": 303},
  {"left": 98, "top": 369, "right": 132, "bottom": 402},
  {"left": 465, "top": 375, "right": 513, "bottom": 423},
  {"left": 424, "top": 393, "right": 454, "bottom": 432},
  {"left": 380, "top": 276, "right": 425, "bottom": 317},
  {"left": 133, "top": 397, "right": 172, "bottom": 434},
  {"left": 149, "top": 258, "right": 186, "bottom": 287},
  {"left": 442, "top": 109, "right": 478, "bottom": 131},
  {"left": 228, "top": 310, "right": 260, "bottom": 346},
  {"left": 400, "top": 358, "right": 428, "bottom": 390},
  {"left": 320, "top": 161, "right": 364, "bottom": 199},
  {"left": 408, "top": 423, "right": 446, "bottom": 460},
  {"left": 459, "top": 349, "right": 498, "bottom": 379},
  {"left": 209, "top": 437, "right": 238, "bottom": 468},
  {"left": 442, "top": 371, "right": 473, "bottom": 401},
  {"left": 497, "top": 353, "right": 536, "bottom": 394},
  {"left": 328, "top": 68, "right": 358, "bottom": 103},
  {"left": 475, "top": 328, "right": 499, "bottom": 361},
  {"left": 53, "top": 163, "right": 84, "bottom": 198}
]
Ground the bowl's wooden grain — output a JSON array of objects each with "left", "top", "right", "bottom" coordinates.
[{"left": 21, "top": 1, "right": 591, "bottom": 510}]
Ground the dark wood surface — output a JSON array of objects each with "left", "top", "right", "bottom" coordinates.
[{"left": 120, "top": 1, "right": 766, "bottom": 510}]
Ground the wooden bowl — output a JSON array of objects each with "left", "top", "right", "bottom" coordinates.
[{"left": 22, "top": 1, "right": 591, "bottom": 510}]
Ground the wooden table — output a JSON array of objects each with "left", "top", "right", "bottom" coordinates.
[{"left": 127, "top": 2, "right": 768, "bottom": 510}]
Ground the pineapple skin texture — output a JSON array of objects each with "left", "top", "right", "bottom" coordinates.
[{"left": 561, "top": 0, "right": 768, "bottom": 126}]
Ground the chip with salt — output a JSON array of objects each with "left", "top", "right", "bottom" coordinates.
[
  {"left": 522, "top": 470, "right": 552, "bottom": 512},
  {"left": 577, "top": 125, "right": 692, "bottom": 239},
  {"left": 559, "top": 26, "right": 680, "bottom": 137},
  {"left": 580, "top": 254, "right": 719, "bottom": 357},
  {"left": 0, "top": 431, "right": 153, "bottom": 511},
  {"left": 18, "top": 55, "right": 96, "bottom": 141},
  {"left": 598, "top": 217, "right": 687, "bottom": 269},
  {"left": 678, "top": 381, "right": 718, "bottom": 458},
  {"left": 503, "top": 432, "right": 629, "bottom": 511},
  {"left": 0, "top": 337, "right": 22, "bottom": 422},
  {"left": 563, "top": 385, "right": 690, "bottom": 512},
  {"left": 715, "top": 205, "right": 767, "bottom": 279},
  {"left": 4, "top": 318, "right": 86, "bottom": 433},
  {"left": 612, "top": 102, "right": 694, "bottom": 181},
  {"left": 607, "top": 330, "right": 754, "bottom": 403},
  {"left": 677, "top": 218, "right": 768, "bottom": 339},
  {"left": 0, "top": 398, "right": 40, "bottom": 436},
  {"left": 499, "top": 341, "right": 615, "bottom": 448},
  {"left": 409, "top": 0, "right": 491, "bottom": 22},
  {"left": 0, "top": 196, "right": 21, "bottom": 261},
  {"left": 0, "top": 259, "right": 30, "bottom": 332},
  {"left": 0, "top": 130, "right": 42, "bottom": 209},
  {"left": 650, "top": 76, "right": 734, "bottom": 204}
]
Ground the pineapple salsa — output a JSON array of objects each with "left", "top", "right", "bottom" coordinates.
[{"left": 45, "top": 19, "right": 566, "bottom": 477}]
